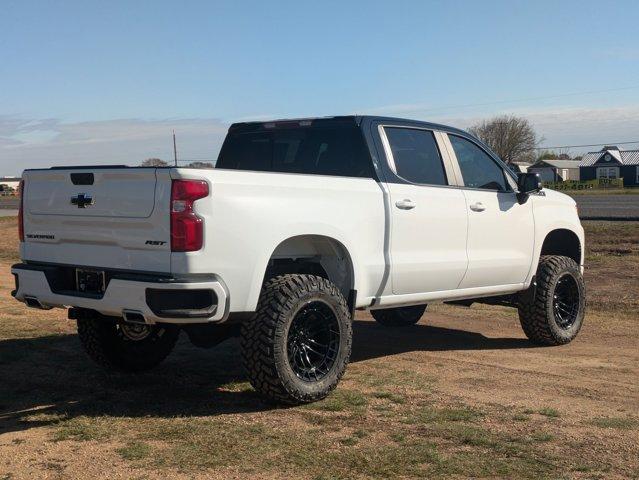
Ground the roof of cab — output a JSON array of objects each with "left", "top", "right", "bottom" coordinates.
[{"left": 229, "top": 115, "right": 471, "bottom": 137}]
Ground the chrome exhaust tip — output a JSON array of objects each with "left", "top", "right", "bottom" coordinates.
[
  {"left": 24, "top": 296, "right": 52, "bottom": 310},
  {"left": 122, "top": 310, "right": 147, "bottom": 325}
]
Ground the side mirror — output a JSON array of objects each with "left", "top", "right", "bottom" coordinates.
[
  {"left": 516, "top": 172, "right": 542, "bottom": 204},
  {"left": 517, "top": 172, "right": 542, "bottom": 194}
]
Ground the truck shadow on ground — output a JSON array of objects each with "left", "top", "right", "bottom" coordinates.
[{"left": 0, "top": 320, "right": 533, "bottom": 435}]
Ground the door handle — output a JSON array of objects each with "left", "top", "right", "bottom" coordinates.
[
  {"left": 469, "top": 202, "right": 486, "bottom": 212},
  {"left": 395, "top": 199, "right": 416, "bottom": 210}
]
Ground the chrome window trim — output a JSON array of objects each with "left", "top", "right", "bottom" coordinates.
[
  {"left": 438, "top": 132, "right": 464, "bottom": 187},
  {"left": 377, "top": 124, "right": 460, "bottom": 188}
]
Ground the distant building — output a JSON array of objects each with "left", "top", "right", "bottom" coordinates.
[
  {"left": 528, "top": 159, "right": 581, "bottom": 182},
  {"left": 579, "top": 146, "right": 639, "bottom": 187},
  {"left": 509, "top": 162, "right": 530, "bottom": 175}
]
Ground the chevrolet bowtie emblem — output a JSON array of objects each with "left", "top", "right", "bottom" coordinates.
[{"left": 71, "top": 193, "right": 94, "bottom": 208}]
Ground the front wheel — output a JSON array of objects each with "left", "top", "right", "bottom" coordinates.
[
  {"left": 518, "top": 255, "right": 585, "bottom": 345},
  {"left": 241, "top": 274, "right": 352, "bottom": 404},
  {"left": 77, "top": 316, "right": 180, "bottom": 372},
  {"left": 371, "top": 304, "right": 427, "bottom": 327}
]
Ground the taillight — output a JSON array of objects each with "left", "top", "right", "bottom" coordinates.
[
  {"left": 18, "top": 180, "right": 24, "bottom": 242},
  {"left": 170, "top": 180, "right": 208, "bottom": 252}
]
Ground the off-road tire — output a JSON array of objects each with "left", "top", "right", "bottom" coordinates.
[
  {"left": 241, "top": 274, "right": 352, "bottom": 405},
  {"left": 518, "top": 255, "right": 585, "bottom": 346},
  {"left": 371, "top": 304, "right": 427, "bottom": 327},
  {"left": 77, "top": 316, "right": 180, "bottom": 372}
]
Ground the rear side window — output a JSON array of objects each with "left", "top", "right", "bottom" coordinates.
[
  {"left": 449, "top": 135, "right": 508, "bottom": 191},
  {"left": 384, "top": 127, "right": 447, "bottom": 185},
  {"left": 216, "top": 125, "right": 373, "bottom": 178}
]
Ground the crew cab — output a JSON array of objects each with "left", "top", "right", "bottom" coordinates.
[{"left": 12, "top": 116, "right": 586, "bottom": 404}]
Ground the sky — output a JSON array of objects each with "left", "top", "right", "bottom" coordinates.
[{"left": 2, "top": 0, "right": 639, "bottom": 175}]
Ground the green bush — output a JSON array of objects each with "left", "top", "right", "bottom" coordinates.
[{"left": 544, "top": 178, "right": 623, "bottom": 190}]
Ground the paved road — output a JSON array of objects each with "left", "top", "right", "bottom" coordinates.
[
  {"left": 573, "top": 194, "right": 639, "bottom": 220},
  {"left": 0, "top": 198, "right": 19, "bottom": 209}
]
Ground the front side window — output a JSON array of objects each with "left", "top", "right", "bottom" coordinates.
[
  {"left": 384, "top": 127, "right": 447, "bottom": 185},
  {"left": 449, "top": 135, "right": 508, "bottom": 191}
]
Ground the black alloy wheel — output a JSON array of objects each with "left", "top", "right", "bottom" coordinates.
[
  {"left": 287, "top": 301, "right": 340, "bottom": 382},
  {"left": 241, "top": 274, "right": 352, "bottom": 404},
  {"left": 552, "top": 273, "right": 580, "bottom": 329},
  {"left": 518, "top": 255, "right": 585, "bottom": 346}
]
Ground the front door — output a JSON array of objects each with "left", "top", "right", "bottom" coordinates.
[
  {"left": 380, "top": 126, "right": 468, "bottom": 295},
  {"left": 446, "top": 134, "right": 535, "bottom": 289},
  {"left": 596, "top": 167, "right": 619, "bottom": 179}
]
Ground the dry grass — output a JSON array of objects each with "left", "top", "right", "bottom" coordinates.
[
  {"left": 0, "top": 219, "right": 638, "bottom": 479},
  {"left": 583, "top": 221, "right": 639, "bottom": 311},
  {"left": 0, "top": 217, "right": 19, "bottom": 263}
]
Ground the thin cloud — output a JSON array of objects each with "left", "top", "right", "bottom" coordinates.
[
  {"left": 437, "top": 106, "right": 639, "bottom": 152},
  {"left": 3, "top": 106, "right": 639, "bottom": 175},
  {"left": 0, "top": 117, "right": 229, "bottom": 174},
  {"left": 357, "top": 104, "right": 639, "bottom": 153},
  {"left": 596, "top": 47, "right": 639, "bottom": 61}
]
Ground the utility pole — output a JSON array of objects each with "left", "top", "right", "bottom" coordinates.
[{"left": 173, "top": 130, "right": 178, "bottom": 166}]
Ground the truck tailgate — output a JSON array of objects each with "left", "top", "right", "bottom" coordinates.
[{"left": 21, "top": 168, "right": 172, "bottom": 272}]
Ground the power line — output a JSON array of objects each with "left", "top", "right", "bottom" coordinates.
[{"left": 534, "top": 140, "right": 639, "bottom": 150}]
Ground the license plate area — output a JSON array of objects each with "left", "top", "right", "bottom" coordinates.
[{"left": 75, "top": 268, "right": 106, "bottom": 294}]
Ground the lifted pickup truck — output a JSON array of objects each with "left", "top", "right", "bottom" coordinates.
[{"left": 12, "top": 116, "right": 586, "bottom": 404}]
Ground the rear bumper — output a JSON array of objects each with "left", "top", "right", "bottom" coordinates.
[{"left": 11, "top": 263, "right": 229, "bottom": 324}]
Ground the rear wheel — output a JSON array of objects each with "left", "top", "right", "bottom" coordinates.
[
  {"left": 241, "top": 274, "right": 352, "bottom": 404},
  {"left": 518, "top": 255, "right": 585, "bottom": 345},
  {"left": 77, "top": 316, "right": 180, "bottom": 372},
  {"left": 371, "top": 304, "right": 427, "bottom": 327}
]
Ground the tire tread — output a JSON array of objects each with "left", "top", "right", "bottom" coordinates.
[
  {"left": 241, "top": 274, "right": 352, "bottom": 404},
  {"left": 77, "top": 317, "right": 179, "bottom": 372},
  {"left": 518, "top": 255, "right": 585, "bottom": 346}
]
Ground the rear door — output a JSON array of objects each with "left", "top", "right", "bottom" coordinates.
[
  {"left": 22, "top": 167, "right": 172, "bottom": 272},
  {"left": 443, "top": 134, "right": 535, "bottom": 289},
  {"left": 378, "top": 125, "right": 468, "bottom": 295}
]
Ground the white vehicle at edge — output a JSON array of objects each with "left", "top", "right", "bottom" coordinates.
[{"left": 12, "top": 116, "right": 586, "bottom": 404}]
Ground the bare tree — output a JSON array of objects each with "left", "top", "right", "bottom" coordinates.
[
  {"left": 537, "top": 148, "right": 572, "bottom": 162},
  {"left": 538, "top": 150, "right": 558, "bottom": 161},
  {"left": 141, "top": 158, "right": 169, "bottom": 167},
  {"left": 469, "top": 115, "right": 538, "bottom": 164}
]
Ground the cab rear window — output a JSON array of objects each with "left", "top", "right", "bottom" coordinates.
[{"left": 216, "top": 124, "right": 374, "bottom": 178}]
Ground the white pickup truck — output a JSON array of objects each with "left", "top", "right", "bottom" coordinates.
[{"left": 12, "top": 116, "right": 586, "bottom": 404}]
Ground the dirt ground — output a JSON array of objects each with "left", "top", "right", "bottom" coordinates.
[{"left": 0, "top": 217, "right": 637, "bottom": 479}]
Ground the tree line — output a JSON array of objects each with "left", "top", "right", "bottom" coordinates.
[{"left": 140, "top": 158, "right": 214, "bottom": 168}]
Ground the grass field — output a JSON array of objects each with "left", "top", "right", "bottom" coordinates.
[{"left": 0, "top": 217, "right": 638, "bottom": 479}]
